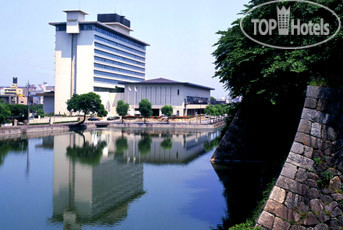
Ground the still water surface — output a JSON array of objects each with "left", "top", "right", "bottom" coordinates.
[{"left": 0, "top": 128, "right": 263, "bottom": 230}]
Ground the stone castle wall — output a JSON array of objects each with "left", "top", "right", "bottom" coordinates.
[{"left": 257, "top": 86, "right": 343, "bottom": 230}]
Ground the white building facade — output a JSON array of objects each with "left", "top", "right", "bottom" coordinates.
[
  {"left": 50, "top": 10, "right": 149, "bottom": 115},
  {"left": 124, "top": 78, "right": 213, "bottom": 116}
]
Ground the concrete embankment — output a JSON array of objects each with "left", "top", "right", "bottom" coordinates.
[
  {"left": 0, "top": 121, "right": 225, "bottom": 140},
  {"left": 256, "top": 86, "right": 343, "bottom": 229}
]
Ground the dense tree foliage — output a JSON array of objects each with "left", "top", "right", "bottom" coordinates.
[
  {"left": 161, "top": 105, "right": 173, "bottom": 123},
  {"left": 213, "top": 0, "right": 343, "bottom": 105},
  {"left": 8, "top": 104, "right": 28, "bottom": 120},
  {"left": 139, "top": 99, "right": 152, "bottom": 123},
  {"left": 0, "top": 103, "right": 11, "bottom": 124},
  {"left": 204, "top": 104, "right": 231, "bottom": 116},
  {"left": 116, "top": 100, "right": 129, "bottom": 123},
  {"left": 67, "top": 92, "right": 108, "bottom": 124}
]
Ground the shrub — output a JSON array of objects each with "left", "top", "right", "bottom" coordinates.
[{"left": 317, "top": 171, "right": 334, "bottom": 188}]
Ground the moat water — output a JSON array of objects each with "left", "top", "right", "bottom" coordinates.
[{"left": 0, "top": 128, "right": 266, "bottom": 230}]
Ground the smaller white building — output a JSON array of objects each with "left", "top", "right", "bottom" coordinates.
[
  {"left": 36, "top": 92, "right": 55, "bottom": 115},
  {"left": 123, "top": 78, "right": 214, "bottom": 116}
]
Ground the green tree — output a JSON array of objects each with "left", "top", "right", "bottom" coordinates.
[
  {"left": 0, "top": 103, "right": 11, "bottom": 124},
  {"left": 8, "top": 104, "right": 28, "bottom": 120},
  {"left": 138, "top": 99, "right": 152, "bottom": 123},
  {"left": 116, "top": 100, "right": 129, "bottom": 123},
  {"left": 215, "top": 104, "right": 224, "bottom": 116},
  {"left": 138, "top": 134, "right": 152, "bottom": 155},
  {"left": 37, "top": 109, "right": 45, "bottom": 118},
  {"left": 213, "top": 0, "right": 343, "bottom": 105},
  {"left": 161, "top": 105, "right": 173, "bottom": 123},
  {"left": 67, "top": 92, "right": 108, "bottom": 124},
  {"left": 204, "top": 105, "right": 217, "bottom": 116},
  {"left": 30, "top": 104, "right": 43, "bottom": 114}
]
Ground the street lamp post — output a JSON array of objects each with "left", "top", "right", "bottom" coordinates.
[{"left": 27, "top": 81, "right": 30, "bottom": 124}]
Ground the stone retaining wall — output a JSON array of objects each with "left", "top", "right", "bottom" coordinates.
[{"left": 257, "top": 86, "right": 343, "bottom": 230}]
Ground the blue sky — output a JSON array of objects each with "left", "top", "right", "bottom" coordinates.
[{"left": 0, "top": 0, "right": 249, "bottom": 99}]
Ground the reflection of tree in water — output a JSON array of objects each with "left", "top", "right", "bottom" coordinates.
[
  {"left": 115, "top": 137, "right": 128, "bottom": 155},
  {"left": 66, "top": 132, "right": 107, "bottom": 166},
  {"left": 138, "top": 134, "right": 152, "bottom": 155},
  {"left": 160, "top": 138, "right": 172, "bottom": 150},
  {"left": 203, "top": 137, "right": 221, "bottom": 152},
  {"left": 0, "top": 139, "right": 28, "bottom": 166}
]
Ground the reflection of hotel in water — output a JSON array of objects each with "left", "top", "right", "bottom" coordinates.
[
  {"left": 50, "top": 129, "right": 218, "bottom": 228},
  {"left": 122, "top": 129, "right": 219, "bottom": 164}
]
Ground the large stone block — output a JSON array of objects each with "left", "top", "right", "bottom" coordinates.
[
  {"left": 277, "top": 176, "right": 307, "bottom": 196},
  {"left": 305, "top": 98, "right": 317, "bottom": 109},
  {"left": 306, "top": 86, "right": 336, "bottom": 100},
  {"left": 295, "top": 168, "right": 308, "bottom": 183},
  {"left": 295, "top": 133, "right": 312, "bottom": 146},
  {"left": 284, "top": 192, "right": 304, "bottom": 209},
  {"left": 264, "top": 199, "right": 288, "bottom": 220},
  {"left": 308, "top": 188, "right": 320, "bottom": 199},
  {"left": 286, "top": 152, "right": 314, "bottom": 170},
  {"left": 311, "top": 123, "right": 322, "bottom": 138},
  {"left": 310, "top": 199, "right": 324, "bottom": 212},
  {"left": 281, "top": 162, "right": 298, "bottom": 179},
  {"left": 317, "top": 99, "right": 327, "bottom": 111},
  {"left": 314, "top": 223, "right": 328, "bottom": 230},
  {"left": 329, "top": 176, "right": 342, "bottom": 192},
  {"left": 298, "top": 119, "right": 312, "bottom": 134},
  {"left": 325, "top": 201, "right": 337, "bottom": 213},
  {"left": 300, "top": 212, "right": 319, "bottom": 226},
  {"left": 291, "top": 142, "right": 305, "bottom": 155},
  {"left": 301, "top": 108, "right": 331, "bottom": 124},
  {"left": 270, "top": 186, "right": 287, "bottom": 203},
  {"left": 327, "top": 127, "right": 337, "bottom": 141},
  {"left": 304, "top": 146, "right": 313, "bottom": 158},
  {"left": 273, "top": 217, "right": 291, "bottom": 230},
  {"left": 257, "top": 211, "right": 275, "bottom": 229}
]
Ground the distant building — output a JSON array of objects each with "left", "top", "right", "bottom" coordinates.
[
  {"left": 50, "top": 10, "right": 149, "bottom": 115},
  {"left": 124, "top": 78, "right": 214, "bottom": 116},
  {"left": 0, "top": 78, "right": 54, "bottom": 106},
  {"left": 3, "top": 77, "right": 23, "bottom": 96}
]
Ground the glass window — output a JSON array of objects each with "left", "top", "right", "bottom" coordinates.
[
  {"left": 94, "top": 70, "right": 145, "bottom": 82},
  {"left": 94, "top": 56, "right": 145, "bottom": 72},
  {"left": 95, "top": 42, "right": 145, "bottom": 61},
  {"left": 95, "top": 35, "right": 145, "bottom": 56},
  {"left": 94, "top": 63, "right": 145, "bottom": 77},
  {"left": 94, "top": 49, "right": 145, "bottom": 67}
]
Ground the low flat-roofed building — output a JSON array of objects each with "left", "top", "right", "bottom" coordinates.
[
  {"left": 36, "top": 92, "right": 55, "bottom": 115},
  {"left": 124, "top": 78, "right": 214, "bottom": 116}
]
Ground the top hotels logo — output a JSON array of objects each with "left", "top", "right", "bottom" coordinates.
[{"left": 240, "top": 0, "right": 341, "bottom": 49}]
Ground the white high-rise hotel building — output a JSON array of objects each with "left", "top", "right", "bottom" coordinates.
[{"left": 50, "top": 10, "right": 149, "bottom": 115}]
